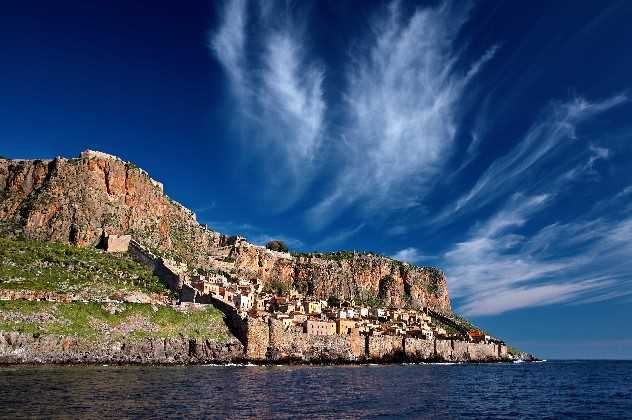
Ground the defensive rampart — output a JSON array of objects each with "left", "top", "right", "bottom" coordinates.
[{"left": 230, "top": 315, "right": 510, "bottom": 363}]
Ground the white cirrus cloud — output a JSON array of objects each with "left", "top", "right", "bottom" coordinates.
[
  {"left": 436, "top": 94, "right": 627, "bottom": 223},
  {"left": 308, "top": 1, "right": 497, "bottom": 226},
  {"left": 210, "top": 0, "right": 325, "bottom": 204},
  {"left": 392, "top": 247, "right": 435, "bottom": 265},
  {"left": 442, "top": 189, "right": 632, "bottom": 316},
  {"left": 210, "top": 0, "right": 248, "bottom": 99}
]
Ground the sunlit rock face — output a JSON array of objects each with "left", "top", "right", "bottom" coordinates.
[{"left": 0, "top": 152, "right": 450, "bottom": 313}]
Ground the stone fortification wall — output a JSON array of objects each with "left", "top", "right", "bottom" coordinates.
[
  {"left": 403, "top": 337, "right": 435, "bottom": 360},
  {"left": 367, "top": 335, "right": 404, "bottom": 362},
  {"left": 236, "top": 317, "right": 510, "bottom": 363},
  {"left": 105, "top": 234, "right": 131, "bottom": 252},
  {"left": 128, "top": 240, "right": 183, "bottom": 292},
  {"left": 244, "top": 318, "right": 269, "bottom": 361},
  {"left": 266, "top": 319, "right": 364, "bottom": 362},
  {"left": 0, "top": 289, "right": 169, "bottom": 305}
]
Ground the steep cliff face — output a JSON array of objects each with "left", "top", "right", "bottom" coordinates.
[
  {"left": 0, "top": 152, "right": 227, "bottom": 267},
  {"left": 232, "top": 244, "right": 451, "bottom": 312},
  {"left": 0, "top": 151, "right": 451, "bottom": 312}
]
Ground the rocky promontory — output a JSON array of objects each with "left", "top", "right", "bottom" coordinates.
[
  {"left": 0, "top": 151, "right": 450, "bottom": 312},
  {"left": 0, "top": 151, "right": 528, "bottom": 365}
]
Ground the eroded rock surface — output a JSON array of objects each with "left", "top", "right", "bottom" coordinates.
[{"left": 0, "top": 152, "right": 450, "bottom": 312}]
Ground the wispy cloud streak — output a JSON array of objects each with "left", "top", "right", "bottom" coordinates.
[
  {"left": 443, "top": 190, "right": 632, "bottom": 316},
  {"left": 210, "top": 0, "right": 325, "bottom": 202},
  {"left": 210, "top": 0, "right": 248, "bottom": 99},
  {"left": 308, "top": 1, "right": 497, "bottom": 225},
  {"left": 438, "top": 95, "right": 627, "bottom": 222}
]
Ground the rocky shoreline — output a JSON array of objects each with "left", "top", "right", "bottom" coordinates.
[
  {"left": 1, "top": 330, "right": 532, "bottom": 366},
  {"left": 0, "top": 331, "right": 244, "bottom": 365}
]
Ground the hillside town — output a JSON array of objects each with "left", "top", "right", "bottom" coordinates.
[{"left": 186, "top": 272, "right": 501, "bottom": 345}]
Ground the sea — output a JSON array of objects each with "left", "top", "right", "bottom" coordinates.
[{"left": 1, "top": 361, "right": 631, "bottom": 419}]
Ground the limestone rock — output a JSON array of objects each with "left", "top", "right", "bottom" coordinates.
[{"left": 0, "top": 152, "right": 451, "bottom": 312}]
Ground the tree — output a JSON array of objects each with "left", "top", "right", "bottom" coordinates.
[
  {"left": 266, "top": 278, "right": 292, "bottom": 296},
  {"left": 266, "top": 240, "right": 288, "bottom": 252},
  {"left": 327, "top": 296, "right": 341, "bottom": 308}
]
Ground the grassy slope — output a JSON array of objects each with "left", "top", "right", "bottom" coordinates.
[
  {"left": 0, "top": 237, "right": 171, "bottom": 298},
  {"left": 0, "top": 236, "right": 232, "bottom": 343},
  {"left": 0, "top": 300, "right": 230, "bottom": 342}
]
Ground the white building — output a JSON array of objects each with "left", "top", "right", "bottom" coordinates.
[{"left": 235, "top": 293, "right": 253, "bottom": 311}]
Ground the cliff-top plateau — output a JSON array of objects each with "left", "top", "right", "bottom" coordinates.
[{"left": 0, "top": 150, "right": 532, "bottom": 364}]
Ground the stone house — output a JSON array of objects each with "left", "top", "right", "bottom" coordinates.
[
  {"left": 190, "top": 276, "right": 222, "bottom": 295},
  {"left": 255, "top": 297, "right": 266, "bottom": 311},
  {"left": 235, "top": 293, "right": 253, "bottom": 311},
  {"left": 304, "top": 319, "right": 336, "bottom": 336},
  {"left": 303, "top": 300, "right": 323, "bottom": 314},
  {"left": 338, "top": 308, "right": 356, "bottom": 319},
  {"left": 336, "top": 318, "right": 357, "bottom": 335},
  {"left": 372, "top": 308, "right": 388, "bottom": 319},
  {"left": 468, "top": 330, "right": 486, "bottom": 342},
  {"left": 105, "top": 234, "right": 131, "bottom": 253}
]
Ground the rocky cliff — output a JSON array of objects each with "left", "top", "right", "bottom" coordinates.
[
  {"left": 0, "top": 151, "right": 450, "bottom": 312},
  {"left": 232, "top": 245, "right": 451, "bottom": 311},
  {"left": 0, "top": 151, "right": 227, "bottom": 265}
]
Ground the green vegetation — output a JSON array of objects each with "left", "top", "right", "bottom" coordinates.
[
  {"left": 507, "top": 346, "right": 522, "bottom": 356},
  {"left": 434, "top": 320, "right": 461, "bottom": 336},
  {"left": 0, "top": 300, "right": 230, "bottom": 342},
  {"left": 327, "top": 296, "right": 341, "bottom": 308},
  {"left": 125, "top": 162, "right": 140, "bottom": 171},
  {"left": 0, "top": 237, "right": 171, "bottom": 298},
  {"left": 426, "top": 283, "right": 439, "bottom": 294},
  {"left": 425, "top": 267, "right": 444, "bottom": 284},
  {"left": 352, "top": 296, "right": 386, "bottom": 308},
  {"left": 0, "top": 221, "right": 22, "bottom": 238},
  {"left": 264, "top": 277, "right": 292, "bottom": 296},
  {"left": 352, "top": 287, "right": 386, "bottom": 308},
  {"left": 291, "top": 249, "right": 441, "bottom": 275},
  {"left": 450, "top": 312, "right": 485, "bottom": 333},
  {"left": 292, "top": 250, "right": 358, "bottom": 261},
  {"left": 266, "top": 240, "right": 288, "bottom": 252}
]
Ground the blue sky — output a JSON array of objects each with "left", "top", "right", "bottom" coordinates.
[{"left": 2, "top": 1, "right": 631, "bottom": 359}]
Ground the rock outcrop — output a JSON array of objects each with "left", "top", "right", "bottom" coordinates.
[
  {"left": 232, "top": 244, "right": 450, "bottom": 311},
  {"left": 0, "top": 151, "right": 450, "bottom": 312},
  {"left": 0, "top": 153, "right": 227, "bottom": 267},
  {"left": 0, "top": 331, "right": 243, "bottom": 365}
]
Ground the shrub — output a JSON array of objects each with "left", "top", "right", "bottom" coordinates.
[
  {"left": 265, "top": 278, "right": 292, "bottom": 296},
  {"left": 266, "top": 240, "right": 288, "bottom": 252},
  {"left": 327, "top": 296, "right": 341, "bottom": 308}
]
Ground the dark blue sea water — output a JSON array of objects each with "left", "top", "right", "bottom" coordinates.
[{"left": 1, "top": 361, "right": 631, "bottom": 419}]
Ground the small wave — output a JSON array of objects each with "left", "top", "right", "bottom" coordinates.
[{"left": 201, "top": 363, "right": 258, "bottom": 367}]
